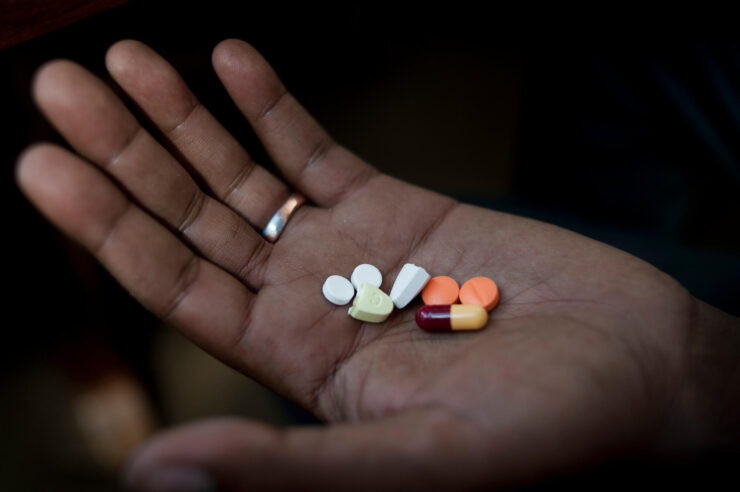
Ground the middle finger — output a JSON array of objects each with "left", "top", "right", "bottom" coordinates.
[
  {"left": 105, "top": 39, "right": 292, "bottom": 230},
  {"left": 33, "top": 60, "right": 271, "bottom": 291}
]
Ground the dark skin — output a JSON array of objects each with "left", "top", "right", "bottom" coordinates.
[{"left": 16, "top": 39, "right": 740, "bottom": 491}]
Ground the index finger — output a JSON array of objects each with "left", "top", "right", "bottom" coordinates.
[{"left": 212, "top": 39, "right": 378, "bottom": 207}]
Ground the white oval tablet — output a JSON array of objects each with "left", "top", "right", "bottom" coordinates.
[
  {"left": 322, "top": 275, "right": 355, "bottom": 305},
  {"left": 350, "top": 264, "right": 382, "bottom": 291}
]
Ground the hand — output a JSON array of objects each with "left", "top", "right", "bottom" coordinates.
[{"left": 16, "top": 39, "right": 739, "bottom": 491}]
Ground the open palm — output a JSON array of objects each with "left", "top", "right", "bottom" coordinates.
[{"left": 18, "top": 39, "right": 709, "bottom": 490}]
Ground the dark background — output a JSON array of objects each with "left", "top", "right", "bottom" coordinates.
[{"left": 1, "top": 2, "right": 738, "bottom": 490}]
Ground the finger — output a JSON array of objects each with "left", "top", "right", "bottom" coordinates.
[
  {"left": 16, "top": 144, "right": 255, "bottom": 363},
  {"left": 123, "top": 410, "right": 488, "bottom": 492},
  {"left": 212, "top": 39, "right": 378, "bottom": 207},
  {"left": 32, "top": 59, "right": 270, "bottom": 290},
  {"left": 105, "top": 39, "right": 291, "bottom": 229}
]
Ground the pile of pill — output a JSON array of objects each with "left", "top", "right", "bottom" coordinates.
[{"left": 322, "top": 264, "right": 499, "bottom": 333}]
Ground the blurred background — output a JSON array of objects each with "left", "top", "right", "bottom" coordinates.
[{"left": 1, "top": 1, "right": 738, "bottom": 490}]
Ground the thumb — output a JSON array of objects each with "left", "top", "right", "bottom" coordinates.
[{"left": 122, "top": 410, "right": 486, "bottom": 491}]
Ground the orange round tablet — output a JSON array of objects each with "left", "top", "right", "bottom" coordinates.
[
  {"left": 459, "top": 276, "right": 499, "bottom": 311},
  {"left": 421, "top": 276, "right": 459, "bottom": 305}
]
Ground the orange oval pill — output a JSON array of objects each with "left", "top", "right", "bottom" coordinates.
[
  {"left": 459, "top": 276, "right": 499, "bottom": 311},
  {"left": 421, "top": 276, "right": 459, "bottom": 305}
]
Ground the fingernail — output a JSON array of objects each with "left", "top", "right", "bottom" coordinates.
[{"left": 124, "top": 464, "right": 216, "bottom": 492}]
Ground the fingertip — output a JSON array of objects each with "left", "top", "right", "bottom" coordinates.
[
  {"left": 31, "top": 59, "right": 77, "bottom": 106},
  {"left": 15, "top": 142, "right": 59, "bottom": 191},
  {"left": 120, "top": 417, "right": 259, "bottom": 490},
  {"left": 121, "top": 432, "right": 216, "bottom": 492},
  {"left": 106, "top": 39, "right": 199, "bottom": 130},
  {"left": 15, "top": 144, "right": 80, "bottom": 226},
  {"left": 122, "top": 463, "right": 216, "bottom": 492},
  {"left": 211, "top": 39, "right": 264, "bottom": 75},
  {"left": 211, "top": 39, "right": 284, "bottom": 117},
  {"left": 122, "top": 417, "right": 286, "bottom": 492},
  {"left": 13, "top": 143, "right": 132, "bottom": 251},
  {"left": 211, "top": 38, "right": 247, "bottom": 67},
  {"left": 105, "top": 39, "right": 145, "bottom": 76},
  {"left": 15, "top": 144, "right": 84, "bottom": 212}
]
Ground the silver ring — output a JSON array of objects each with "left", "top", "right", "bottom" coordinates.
[{"left": 261, "top": 192, "right": 306, "bottom": 242}]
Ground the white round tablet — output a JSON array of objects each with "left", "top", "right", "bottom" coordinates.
[
  {"left": 322, "top": 275, "right": 355, "bottom": 305},
  {"left": 350, "top": 264, "right": 383, "bottom": 291}
]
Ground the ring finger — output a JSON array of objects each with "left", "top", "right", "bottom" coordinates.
[
  {"left": 105, "top": 39, "right": 292, "bottom": 230},
  {"left": 33, "top": 59, "right": 273, "bottom": 290}
]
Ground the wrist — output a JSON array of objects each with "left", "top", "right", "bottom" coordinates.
[{"left": 661, "top": 299, "right": 740, "bottom": 455}]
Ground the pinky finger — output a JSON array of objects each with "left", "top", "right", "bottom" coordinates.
[{"left": 16, "top": 144, "right": 255, "bottom": 363}]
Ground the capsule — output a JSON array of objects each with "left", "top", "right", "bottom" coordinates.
[{"left": 415, "top": 305, "right": 488, "bottom": 332}]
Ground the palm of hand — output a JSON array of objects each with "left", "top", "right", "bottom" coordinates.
[
  {"left": 281, "top": 177, "right": 688, "bottom": 444},
  {"left": 18, "top": 38, "right": 693, "bottom": 489}
]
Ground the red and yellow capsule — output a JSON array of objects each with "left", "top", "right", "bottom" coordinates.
[{"left": 415, "top": 305, "right": 488, "bottom": 332}]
